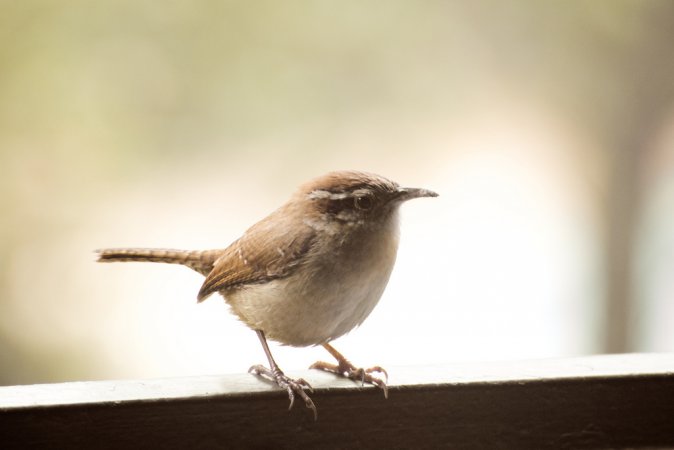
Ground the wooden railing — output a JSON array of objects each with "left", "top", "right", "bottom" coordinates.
[{"left": 1, "top": 353, "right": 673, "bottom": 449}]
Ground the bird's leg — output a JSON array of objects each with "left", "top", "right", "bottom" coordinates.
[
  {"left": 249, "top": 330, "right": 317, "bottom": 420},
  {"left": 310, "top": 343, "right": 388, "bottom": 398}
]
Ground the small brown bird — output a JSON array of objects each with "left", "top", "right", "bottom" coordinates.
[{"left": 97, "top": 170, "right": 437, "bottom": 418}]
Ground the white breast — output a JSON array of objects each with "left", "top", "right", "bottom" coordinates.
[{"left": 226, "top": 212, "right": 400, "bottom": 347}]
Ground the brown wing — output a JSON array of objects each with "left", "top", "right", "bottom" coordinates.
[{"left": 196, "top": 212, "right": 316, "bottom": 302}]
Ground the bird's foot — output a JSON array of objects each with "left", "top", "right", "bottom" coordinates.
[
  {"left": 310, "top": 359, "right": 389, "bottom": 398},
  {"left": 249, "top": 364, "right": 317, "bottom": 420}
]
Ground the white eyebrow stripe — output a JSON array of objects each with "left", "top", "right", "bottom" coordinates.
[
  {"left": 352, "top": 188, "right": 372, "bottom": 197},
  {"left": 308, "top": 190, "right": 351, "bottom": 200}
]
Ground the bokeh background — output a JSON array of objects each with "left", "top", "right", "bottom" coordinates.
[{"left": 2, "top": 1, "right": 674, "bottom": 386}]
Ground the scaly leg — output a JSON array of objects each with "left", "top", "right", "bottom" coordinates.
[
  {"left": 249, "top": 330, "right": 317, "bottom": 420},
  {"left": 310, "top": 343, "right": 388, "bottom": 398}
]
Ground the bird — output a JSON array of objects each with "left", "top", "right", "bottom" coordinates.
[{"left": 97, "top": 170, "right": 437, "bottom": 419}]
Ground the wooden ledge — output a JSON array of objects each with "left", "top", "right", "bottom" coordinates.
[{"left": 1, "top": 353, "right": 673, "bottom": 449}]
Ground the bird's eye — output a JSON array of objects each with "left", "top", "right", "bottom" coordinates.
[{"left": 353, "top": 193, "right": 374, "bottom": 211}]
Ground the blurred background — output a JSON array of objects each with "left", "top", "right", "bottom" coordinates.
[{"left": 1, "top": 1, "right": 673, "bottom": 386}]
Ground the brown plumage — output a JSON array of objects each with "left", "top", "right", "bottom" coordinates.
[
  {"left": 97, "top": 248, "right": 223, "bottom": 276},
  {"left": 196, "top": 203, "right": 317, "bottom": 302},
  {"left": 97, "top": 170, "right": 437, "bottom": 420}
]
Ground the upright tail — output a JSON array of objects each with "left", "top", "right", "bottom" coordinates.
[{"left": 96, "top": 248, "right": 223, "bottom": 276}]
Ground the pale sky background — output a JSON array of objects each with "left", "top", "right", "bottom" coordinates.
[{"left": 1, "top": 1, "right": 673, "bottom": 385}]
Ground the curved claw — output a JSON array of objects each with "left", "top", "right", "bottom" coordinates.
[
  {"left": 249, "top": 364, "right": 318, "bottom": 420},
  {"left": 365, "top": 366, "right": 389, "bottom": 384},
  {"left": 248, "top": 364, "right": 263, "bottom": 375},
  {"left": 365, "top": 369, "right": 389, "bottom": 399},
  {"left": 285, "top": 384, "right": 296, "bottom": 410},
  {"left": 310, "top": 360, "right": 389, "bottom": 398}
]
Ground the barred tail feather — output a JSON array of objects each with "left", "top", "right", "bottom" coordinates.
[{"left": 96, "top": 248, "right": 222, "bottom": 276}]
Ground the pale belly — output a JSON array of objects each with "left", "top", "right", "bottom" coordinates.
[{"left": 224, "top": 229, "right": 399, "bottom": 346}]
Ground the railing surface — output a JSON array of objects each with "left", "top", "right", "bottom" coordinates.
[{"left": 1, "top": 353, "right": 673, "bottom": 449}]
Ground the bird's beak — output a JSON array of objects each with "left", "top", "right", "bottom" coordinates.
[{"left": 395, "top": 186, "right": 439, "bottom": 202}]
